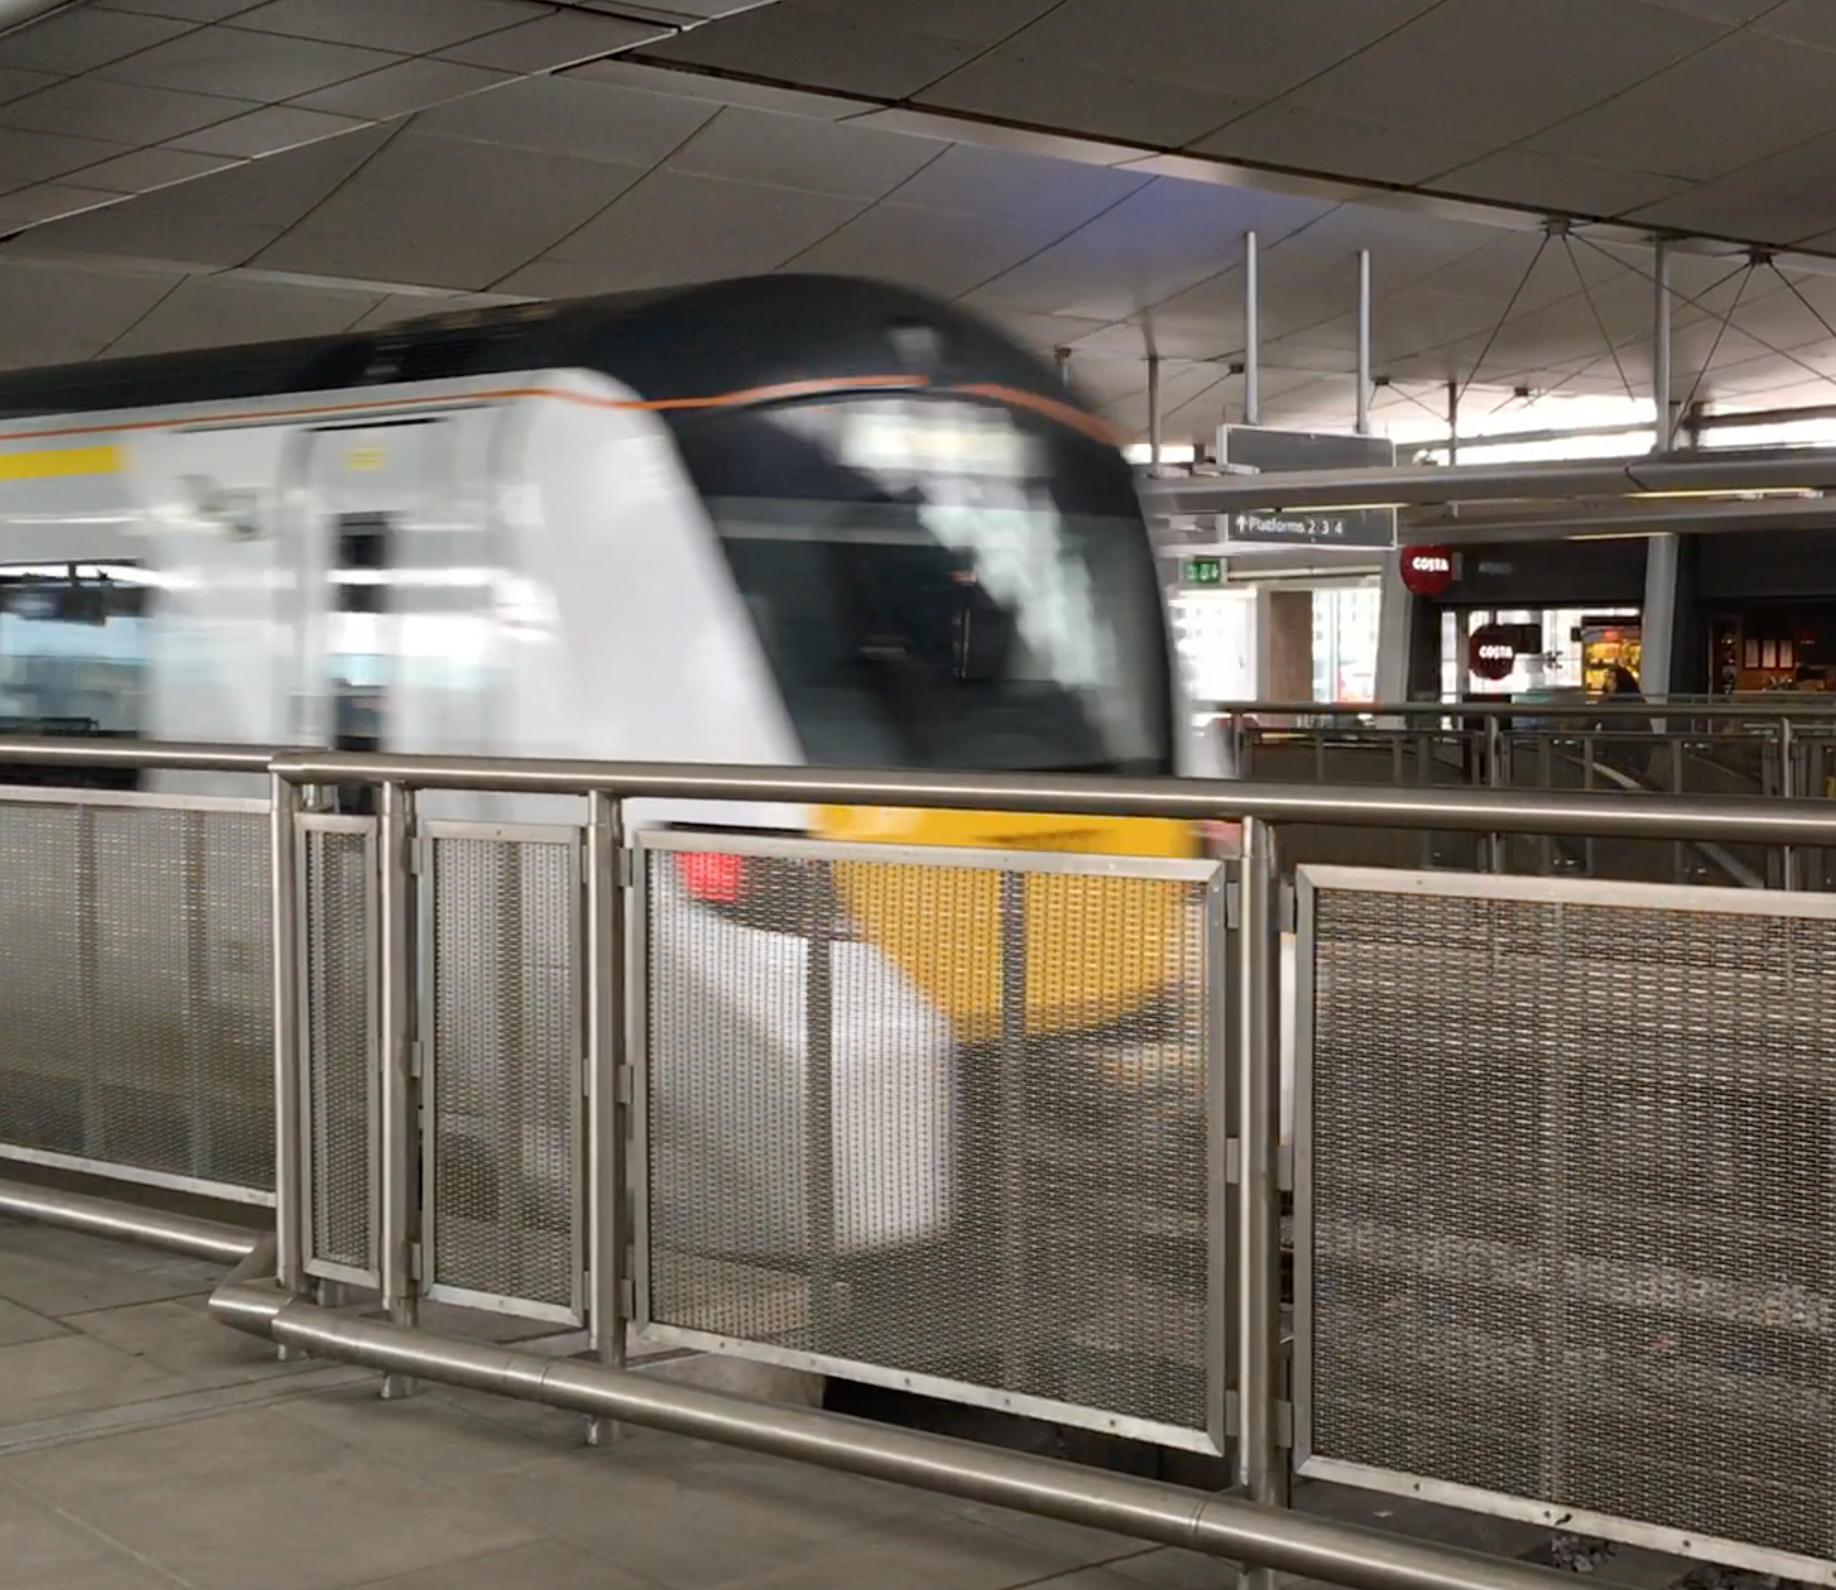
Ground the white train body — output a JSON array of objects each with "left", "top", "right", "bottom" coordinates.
[{"left": 0, "top": 278, "right": 1195, "bottom": 1263}]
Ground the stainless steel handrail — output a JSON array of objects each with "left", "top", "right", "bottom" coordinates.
[
  {"left": 262, "top": 752, "right": 1836, "bottom": 848},
  {"left": 0, "top": 737, "right": 282, "bottom": 771},
  {"left": 1202, "top": 700, "right": 1836, "bottom": 721}
]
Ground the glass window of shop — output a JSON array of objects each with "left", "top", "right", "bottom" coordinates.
[
  {"left": 1439, "top": 606, "right": 1641, "bottom": 700},
  {"left": 1311, "top": 586, "right": 1381, "bottom": 702}
]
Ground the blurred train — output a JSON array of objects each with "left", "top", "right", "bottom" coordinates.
[{"left": 0, "top": 275, "right": 1209, "bottom": 1270}]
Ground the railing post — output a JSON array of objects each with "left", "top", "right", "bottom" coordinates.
[
  {"left": 1781, "top": 717, "right": 1799, "bottom": 890},
  {"left": 1238, "top": 817, "right": 1287, "bottom": 1582},
  {"left": 270, "top": 772, "right": 307, "bottom": 1335},
  {"left": 377, "top": 779, "right": 419, "bottom": 1398},
  {"left": 586, "top": 790, "right": 627, "bottom": 1445}
]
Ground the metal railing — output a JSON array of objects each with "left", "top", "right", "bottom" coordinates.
[
  {"left": 1205, "top": 699, "right": 1836, "bottom": 890},
  {"left": 4, "top": 738, "right": 1836, "bottom": 1590}
]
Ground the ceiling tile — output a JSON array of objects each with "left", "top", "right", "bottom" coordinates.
[
  {"left": 1281, "top": 0, "right": 1728, "bottom": 146},
  {"left": 94, "top": 24, "right": 399, "bottom": 100},
  {"left": 66, "top": 145, "right": 238, "bottom": 193},
  {"left": 668, "top": 106, "right": 941, "bottom": 200},
  {"left": 565, "top": 57, "right": 866, "bottom": 119},
  {"left": 784, "top": 202, "right": 1063, "bottom": 298},
  {"left": 0, "top": 78, "right": 258, "bottom": 142},
  {"left": 1531, "top": 32, "right": 1836, "bottom": 182},
  {"left": 412, "top": 76, "right": 719, "bottom": 165},
  {"left": 168, "top": 103, "right": 368, "bottom": 157},
  {"left": 93, "top": 0, "right": 269, "bottom": 19},
  {"left": 255, "top": 133, "right": 647, "bottom": 288},
  {"left": 0, "top": 259, "right": 184, "bottom": 366},
  {"left": 891, "top": 143, "right": 1152, "bottom": 230},
  {"left": 0, "top": 8, "right": 195, "bottom": 74},
  {"left": 230, "top": 0, "right": 549, "bottom": 54},
  {"left": 291, "top": 58, "right": 508, "bottom": 120},
  {"left": 0, "top": 130, "right": 133, "bottom": 188},
  {"left": 636, "top": 6, "right": 978, "bottom": 99},
  {"left": 783, "top": 0, "right": 1065, "bottom": 44},
  {"left": 1640, "top": 0, "right": 1779, "bottom": 18},
  {"left": 0, "top": 184, "right": 120, "bottom": 223},
  {"left": 988, "top": 0, "right": 1445, "bottom": 99},
  {"left": 1, "top": 122, "right": 392, "bottom": 265},
  {"left": 1190, "top": 104, "right": 1484, "bottom": 187},
  {"left": 102, "top": 273, "right": 378, "bottom": 357},
  {"left": 0, "top": 67, "right": 59, "bottom": 106},
  {"left": 1749, "top": 0, "right": 1836, "bottom": 47},
  {"left": 1436, "top": 148, "right": 1690, "bottom": 219},
  {"left": 539, "top": 168, "right": 864, "bottom": 283},
  {"left": 920, "top": 53, "right": 1253, "bottom": 150},
  {"left": 438, "top": 11, "right": 669, "bottom": 72}
]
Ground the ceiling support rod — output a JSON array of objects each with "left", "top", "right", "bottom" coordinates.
[
  {"left": 1355, "top": 250, "right": 1373, "bottom": 436},
  {"left": 1147, "top": 352, "right": 1163, "bottom": 466},
  {"left": 1244, "top": 230, "right": 1261, "bottom": 427},
  {"left": 1653, "top": 238, "right": 1674, "bottom": 452}
]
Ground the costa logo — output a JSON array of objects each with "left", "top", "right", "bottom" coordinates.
[
  {"left": 1468, "top": 623, "right": 1519, "bottom": 681},
  {"left": 1399, "top": 544, "right": 1454, "bottom": 597}
]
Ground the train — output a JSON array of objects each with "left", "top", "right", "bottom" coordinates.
[{"left": 0, "top": 275, "right": 1212, "bottom": 1280}]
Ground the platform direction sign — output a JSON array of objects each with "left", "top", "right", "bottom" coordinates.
[{"left": 1216, "top": 426, "right": 1399, "bottom": 550}]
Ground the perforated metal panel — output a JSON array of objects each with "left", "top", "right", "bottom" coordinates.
[
  {"left": 1297, "top": 868, "right": 1836, "bottom": 1580},
  {"left": 425, "top": 827, "right": 582, "bottom": 1321},
  {"left": 302, "top": 820, "right": 377, "bottom": 1282},
  {"left": 639, "top": 833, "right": 1226, "bottom": 1451},
  {"left": 0, "top": 794, "right": 273, "bottom": 1200}
]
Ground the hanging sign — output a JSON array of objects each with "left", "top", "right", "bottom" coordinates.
[
  {"left": 1469, "top": 623, "right": 1520, "bottom": 681},
  {"left": 1399, "top": 545, "right": 1455, "bottom": 597}
]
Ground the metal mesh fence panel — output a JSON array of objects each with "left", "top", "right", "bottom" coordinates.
[
  {"left": 0, "top": 796, "right": 272, "bottom": 1198},
  {"left": 642, "top": 839, "right": 1221, "bottom": 1447},
  {"left": 427, "top": 831, "right": 581, "bottom": 1319},
  {"left": 304, "top": 822, "right": 376, "bottom": 1280},
  {"left": 1300, "top": 871, "right": 1836, "bottom": 1573}
]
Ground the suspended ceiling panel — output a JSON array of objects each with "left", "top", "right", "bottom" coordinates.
[
  {"left": 1, "top": 1, "right": 1836, "bottom": 440},
  {"left": 637, "top": 0, "right": 1836, "bottom": 252}
]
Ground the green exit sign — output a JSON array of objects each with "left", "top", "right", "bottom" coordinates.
[{"left": 1183, "top": 557, "right": 1223, "bottom": 586}]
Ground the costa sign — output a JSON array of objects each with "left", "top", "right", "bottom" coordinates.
[
  {"left": 1469, "top": 623, "right": 1518, "bottom": 682},
  {"left": 1399, "top": 544, "right": 1454, "bottom": 597}
]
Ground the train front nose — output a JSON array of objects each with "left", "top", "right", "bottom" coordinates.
[{"left": 812, "top": 805, "right": 1199, "bottom": 1040}]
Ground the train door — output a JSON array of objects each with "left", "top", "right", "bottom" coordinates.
[{"left": 300, "top": 420, "right": 466, "bottom": 809}]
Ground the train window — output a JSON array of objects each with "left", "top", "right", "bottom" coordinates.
[
  {"left": 677, "top": 396, "right": 1171, "bottom": 776},
  {"left": 0, "top": 563, "right": 150, "bottom": 740}
]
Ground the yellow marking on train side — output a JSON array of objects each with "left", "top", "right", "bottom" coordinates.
[
  {"left": 345, "top": 445, "right": 386, "bottom": 471},
  {"left": 0, "top": 444, "right": 122, "bottom": 481}
]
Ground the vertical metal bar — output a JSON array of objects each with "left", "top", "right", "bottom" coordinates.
[
  {"left": 999, "top": 870, "right": 1029, "bottom": 1389},
  {"left": 1538, "top": 736, "right": 1555, "bottom": 875},
  {"left": 1054, "top": 347, "right": 1072, "bottom": 388},
  {"left": 77, "top": 804, "right": 100, "bottom": 1160},
  {"left": 1653, "top": 238, "right": 1673, "bottom": 451},
  {"left": 182, "top": 810, "right": 211, "bottom": 1183},
  {"left": 1147, "top": 352, "right": 1163, "bottom": 467},
  {"left": 586, "top": 792, "right": 626, "bottom": 1446},
  {"left": 1782, "top": 716, "right": 1799, "bottom": 890},
  {"left": 1355, "top": 250, "right": 1373, "bottom": 436},
  {"left": 1486, "top": 717, "right": 1505, "bottom": 873},
  {"left": 1671, "top": 734, "right": 1687, "bottom": 885},
  {"left": 1446, "top": 380, "right": 1459, "bottom": 466},
  {"left": 377, "top": 779, "right": 417, "bottom": 1399},
  {"left": 271, "top": 774, "right": 306, "bottom": 1305},
  {"left": 1582, "top": 735, "right": 1597, "bottom": 878},
  {"left": 1244, "top": 232, "right": 1261, "bottom": 427},
  {"left": 1205, "top": 868, "right": 1233, "bottom": 1457},
  {"left": 806, "top": 859, "right": 837, "bottom": 1356},
  {"left": 1238, "top": 818, "right": 1286, "bottom": 1580}
]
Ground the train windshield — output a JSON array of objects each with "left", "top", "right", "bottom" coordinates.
[{"left": 676, "top": 395, "right": 1171, "bottom": 775}]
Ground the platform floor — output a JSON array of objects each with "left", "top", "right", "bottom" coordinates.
[{"left": 0, "top": 1209, "right": 1701, "bottom": 1590}]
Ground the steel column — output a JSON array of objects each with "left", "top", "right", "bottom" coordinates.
[
  {"left": 585, "top": 790, "right": 626, "bottom": 1443},
  {"left": 1148, "top": 352, "right": 1163, "bottom": 465},
  {"left": 271, "top": 773, "right": 306, "bottom": 1303},
  {"left": 377, "top": 779, "right": 418, "bottom": 1398},
  {"left": 1237, "top": 816, "right": 1285, "bottom": 1590}
]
